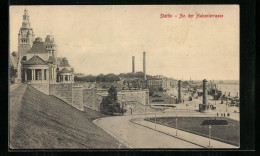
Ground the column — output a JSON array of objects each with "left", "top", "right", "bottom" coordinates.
[
  {"left": 31, "top": 69, "right": 33, "bottom": 80},
  {"left": 34, "top": 69, "right": 36, "bottom": 80},
  {"left": 54, "top": 67, "right": 56, "bottom": 82},
  {"left": 25, "top": 69, "right": 27, "bottom": 81},
  {"left": 178, "top": 80, "right": 182, "bottom": 103},
  {"left": 50, "top": 67, "right": 52, "bottom": 80},
  {"left": 46, "top": 69, "right": 49, "bottom": 81},
  {"left": 41, "top": 69, "right": 44, "bottom": 80},
  {"left": 203, "top": 79, "right": 208, "bottom": 105},
  {"left": 32, "top": 69, "right": 35, "bottom": 80}
]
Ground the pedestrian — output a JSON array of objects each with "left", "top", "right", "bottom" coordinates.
[
  {"left": 224, "top": 113, "right": 225, "bottom": 117},
  {"left": 217, "top": 113, "right": 219, "bottom": 117}
]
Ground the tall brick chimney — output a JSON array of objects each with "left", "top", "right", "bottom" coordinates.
[
  {"left": 132, "top": 56, "right": 135, "bottom": 73},
  {"left": 143, "top": 51, "right": 146, "bottom": 80}
]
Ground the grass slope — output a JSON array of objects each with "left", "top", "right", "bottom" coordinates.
[
  {"left": 145, "top": 117, "right": 239, "bottom": 146},
  {"left": 10, "top": 85, "right": 123, "bottom": 149}
]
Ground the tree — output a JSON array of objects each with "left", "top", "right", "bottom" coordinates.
[
  {"left": 108, "top": 86, "right": 117, "bottom": 102},
  {"left": 149, "top": 88, "right": 154, "bottom": 96},
  {"left": 158, "top": 87, "right": 164, "bottom": 92},
  {"left": 100, "top": 86, "right": 125, "bottom": 115}
]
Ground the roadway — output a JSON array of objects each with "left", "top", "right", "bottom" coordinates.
[{"left": 94, "top": 114, "right": 202, "bottom": 148}]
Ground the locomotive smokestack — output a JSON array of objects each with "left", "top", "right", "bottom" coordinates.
[
  {"left": 132, "top": 56, "right": 135, "bottom": 73},
  {"left": 143, "top": 51, "right": 146, "bottom": 80}
]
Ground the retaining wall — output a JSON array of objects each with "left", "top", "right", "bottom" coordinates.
[
  {"left": 124, "top": 101, "right": 162, "bottom": 115},
  {"left": 72, "top": 86, "right": 84, "bottom": 111},
  {"left": 83, "top": 88, "right": 150, "bottom": 112},
  {"left": 49, "top": 84, "right": 73, "bottom": 104},
  {"left": 29, "top": 83, "right": 50, "bottom": 95}
]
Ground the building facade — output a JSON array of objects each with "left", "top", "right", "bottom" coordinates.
[{"left": 10, "top": 9, "right": 74, "bottom": 84}]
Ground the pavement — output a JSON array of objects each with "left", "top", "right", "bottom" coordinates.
[
  {"left": 131, "top": 117, "right": 238, "bottom": 148},
  {"left": 9, "top": 83, "right": 21, "bottom": 92},
  {"left": 94, "top": 111, "right": 239, "bottom": 149},
  {"left": 94, "top": 115, "right": 202, "bottom": 148}
]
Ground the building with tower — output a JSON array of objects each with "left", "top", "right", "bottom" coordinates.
[{"left": 10, "top": 9, "right": 74, "bottom": 84}]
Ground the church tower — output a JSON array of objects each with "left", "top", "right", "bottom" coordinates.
[
  {"left": 18, "top": 9, "right": 35, "bottom": 58},
  {"left": 16, "top": 9, "right": 35, "bottom": 83},
  {"left": 45, "top": 35, "right": 57, "bottom": 58}
]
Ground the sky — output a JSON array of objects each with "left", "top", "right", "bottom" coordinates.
[{"left": 10, "top": 5, "right": 239, "bottom": 80}]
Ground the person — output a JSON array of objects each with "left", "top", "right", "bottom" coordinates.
[
  {"left": 217, "top": 113, "right": 219, "bottom": 117},
  {"left": 224, "top": 113, "right": 225, "bottom": 117}
]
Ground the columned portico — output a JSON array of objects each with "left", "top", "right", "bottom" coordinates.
[{"left": 23, "top": 64, "right": 49, "bottom": 84}]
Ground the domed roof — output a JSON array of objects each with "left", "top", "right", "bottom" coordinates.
[
  {"left": 33, "top": 37, "right": 42, "bottom": 43},
  {"left": 45, "top": 35, "right": 55, "bottom": 43},
  {"left": 23, "top": 55, "right": 47, "bottom": 65},
  {"left": 58, "top": 68, "right": 70, "bottom": 74},
  {"left": 59, "top": 58, "right": 70, "bottom": 67},
  {"left": 27, "top": 38, "right": 48, "bottom": 54}
]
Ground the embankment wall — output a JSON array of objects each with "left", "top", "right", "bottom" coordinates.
[
  {"left": 29, "top": 83, "right": 50, "bottom": 95},
  {"left": 83, "top": 88, "right": 151, "bottom": 112}
]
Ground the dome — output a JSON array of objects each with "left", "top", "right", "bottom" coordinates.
[
  {"left": 45, "top": 35, "right": 55, "bottom": 43},
  {"left": 34, "top": 37, "right": 43, "bottom": 43}
]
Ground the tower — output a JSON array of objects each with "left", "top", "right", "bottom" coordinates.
[
  {"left": 16, "top": 9, "right": 35, "bottom": 83},
  {"left": 202, "top": 79, "right": 208, "bottom": 105},
  {"left": 143, "top": 51, "right": 146, "bottom": 80},
  {"left": 132, "top": 56, "right": 135, "bottom": 73},
  {"left": 45, "top": 35, "right": 57, "bottom": 58},
  {"left": 18, "top": 9, "right": 35, "bottom": 58},
  {"left": 178, "top": 80, "right": 182, "bottom": 103}
]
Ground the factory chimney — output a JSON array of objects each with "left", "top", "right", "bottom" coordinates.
[
  {"left": 143, "top": 51, "right": 146, "bottom": 80},
  {"left": 132, "top": 56, "right": 135, "bottom": 73}
]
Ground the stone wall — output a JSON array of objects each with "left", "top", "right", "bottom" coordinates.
[
  {"left": 49, "top": 83, "right": 73, "bottom": 106},
  {"left": 72, "top": 86, "right": 84, "bottom": 111},
  {"left": 117, "top": 90, "right": 149, "bottom": 105},
  {"left": 83, "top": 89, "right": 104, "bottom": 111},
  {"left": 123, "top": 101, "right": 162, "bottom": 115},
  {"left": 82, "top": 88, "right": 150, "bottom": 112},
  {"left": 28, "top": 83, "right": 84, "bottom": 111},
  {"left": 29, "top": 83, "right": 50, "bottom": 95}
]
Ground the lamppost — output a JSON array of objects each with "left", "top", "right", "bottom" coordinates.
[
  {"left": 215, "top": 85, "right": 217, "bottom": 106},
  {"left": 208, "top": 125, "right": 212, "bottom": 148},
  {"left": 154, "top": 113, "right": 157, "bottom": 130},
  {"left": 226, "top": 97, "right": 228, "bottom": 112},
  {"left": 175, "top": 114, "right": 178, "bottom": 136}
]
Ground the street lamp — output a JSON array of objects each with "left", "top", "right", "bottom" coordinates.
[
  {"left": 208, "top": 125, "right": 212, "bottom": 148},
  {"left": 175, "top": 114, "right": 178, "bottom": 136},
  {"left": 154, "top": 113, "right": 157, "bottom": 130},
  {"left": 226, "top": 97, "right": 228, "bottom": 112},
  {"left": 144, "top": 105, "right": 146, "bottom": 119}
]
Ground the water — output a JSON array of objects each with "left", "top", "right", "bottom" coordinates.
[{"left": 217, "top": 83, "right": 239, "bottom": 98}]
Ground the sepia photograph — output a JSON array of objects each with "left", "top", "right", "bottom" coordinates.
[{"left": 9, "top": 5, "right": 240, "bottom": 149}]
